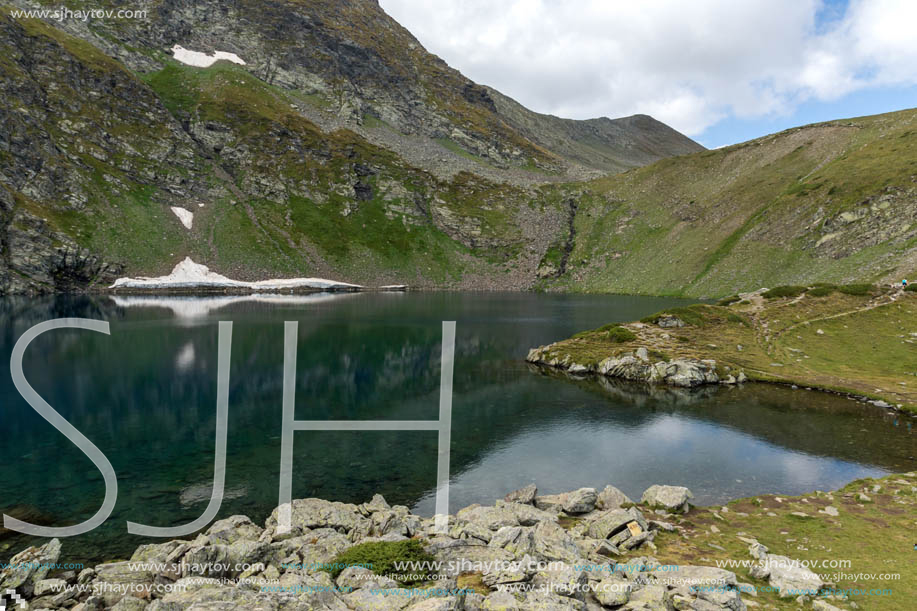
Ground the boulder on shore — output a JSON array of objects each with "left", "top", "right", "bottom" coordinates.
[{"left": 641, "top": 484, "right": 694, "bottom": 513}]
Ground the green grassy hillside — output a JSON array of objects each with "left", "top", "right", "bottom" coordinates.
[{"left": 542, "top": 109, "right": 917, "bottom": 297}]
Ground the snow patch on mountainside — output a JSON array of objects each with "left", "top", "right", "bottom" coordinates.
[
  {"left": 110, "top": 257, "right": 362, "bottom": 291},
  {"left": 170, "top": 206, "right": 193, "bottom": 229},
  {"left": 171, "top": 45, "right": 246, "bottom": 68}
]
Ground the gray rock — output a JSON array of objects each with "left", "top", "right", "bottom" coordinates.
[
  {"left": 504, "top": 484, "right": 537, "bottom": 505},
  {"left": 0, "top": 538, "right": 61, "bottom": 596},
  {"left": 181, "top": 539, "right": 271, "bottom": 578},
  {"left": 531, "top": 522, "right": 583, "bottom": 563},
  {"left": 530, "top": 561, "right": 588, "bottom": 599},
  {"left": 33, "top": 577, "right": 67, "bottom": 597},
  {"left": 342, "top": 590, "right": 415, "bottom": 611},
  {"left": 596, "top": 485, "right": 632, "bottom": 510},
  {"left": 204, "top": 514, "right": 264, "bottom": 544},
  {"left": 411, "top": 597, "right": 461, "bottom": 610},
  {"left": 762, "top": 554, "right": 825, "bottom": 598},
  {"left": 586, "top": 507, "right": 647, "bottom": 540},
  {"left": 363, "top": 493, "right": 392, "bottom": 514},
  {"left": 521, "top": 591, "right": 585, "bottom": 609},
  {"left": 502, "top": 502, "right": 558, "bottom": 526},
  {"left": 651, "top": 359, "right": 719, "bottom": 387},
  {"left": 456, "top": 504, "right": 520, "bottom": 531},
  {"left": 336, "top": 566, "right": 398, "bottom": 591},
  {"left": 266, "top": 498, "right": 367, "bottom": 534},
  {"left": 656, "top": 315, "right": 686, "bottom": 328},
  {"left": 594, "top": 575, "right": 631, "bottom": 606},
  {"left": 562, "top": 488, "right": 598, "bottom": 514},
  {"left": 489, "top": 526, "right": 538, "bottom": 558},
  {"left": 111, "top": 596, "right": 151, "bottom": 611},
  {"left": 482, "top": 590, "right": 523, "bottom": 610},
  {"left": 534, "top": 493, "right": 568, "bottom": 513},
  {"left": 641, "top": 485, "right": 693, "bottom": 513},
  {"left": 93, "top": 561, "right": 155, "bottom": 606}
]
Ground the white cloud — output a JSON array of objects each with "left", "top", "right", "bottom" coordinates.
[{"left": 380, "top": 0, "right": 917, "bottom": 137}]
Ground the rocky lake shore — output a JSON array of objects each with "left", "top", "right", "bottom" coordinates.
[
  {"left": 5, "top": 472, "right": 915, "bottom": 611},
  {"left": 525, "top": 286, "right": 917, "bottom": 413}
]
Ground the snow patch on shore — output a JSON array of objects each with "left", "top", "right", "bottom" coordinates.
[
  {"left": 170, "top": 206, "right": 193, "bottom": 229},
  {"left": 171, "top": 45, "right": 246, "bottom": 68},
  {"left": 110, "top": 257, "right": 362, "bottom": 291}
]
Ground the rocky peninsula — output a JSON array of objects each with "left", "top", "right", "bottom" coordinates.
[
  {"left": 527, "top": 285, "right": 917, "bottom": 412},
  {"left": 3, "top": 471, "right": 915, "bottom": 611}
]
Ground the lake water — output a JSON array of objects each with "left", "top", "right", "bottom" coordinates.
[{"left": 1, "top": 292, "right": 914, "bottom": 563}]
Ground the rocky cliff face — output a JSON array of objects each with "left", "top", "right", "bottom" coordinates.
[{"left": 0, "top": 0, "right": 703, "bottom": 294}]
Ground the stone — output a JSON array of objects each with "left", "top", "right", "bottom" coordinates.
[
  {"left": 562, "top": 488, "right": 598, "bottom": 514},
  {"left": 762, "top": 554, "right": 825, "bottom": 598},
  {"left": 363, "top": 493, "right": 392, "bottom": 513},
  {"left": 0, "top": 538, "right": 62, "bottom": 596},
  {"left": 266, "top": 497, "right": 367, "bottom": 534},
  {"left": 33, "top": 577, "right": 67, "bottom": 597},
  {"left": 503, "top": 502, "right": 557, "bottom": 526},
  {"left": 586, "top": 507, "right": 647, "bottom": 540},
  {"left": 534, "top": 493, "right": 568, "bottom": 512},
  {"left": 594, "top": 575, "right": 631, "bottom": 606},
  {"left": 482, "top": 590, "right": 523, "bottom": 610},
  {"left": 657, "top": 315, "right": 686, "bottom": 328},
  {"left": 651, "top": 359, "right": 719, "bottom": 387},
  {"left": 343, "top": 587, "right": 414, "bottom": 610},
  {"left": 521, "top": 591, "right": 585, "bottom": 609},
  {"left": 489, "top": 526, "right": 538, "bottom": 558},
  {"left": 532, "top": 522, "right": 582, "bottom": 563},
  {"left": 203, "top": 514, "right": 264, "bottom": 544},
  {"left": 504, "top": 484, "right": 537, "bottom": 505},
  {"left": 457, "top": 505, "right": 520, "bottom": 531},
  {"left": 628, "top": 584, "right": 671, "bottom": 608},
  {"left": 336, "top": 566, "right": 398, "bottom": 591},
  {"left": 812, "top": 601, "right": 842, "bottom": 611},
  {"left": 411, "top": 598, "right": 461, "bottom": 610},
  {"left": 596, "top": 485, "right": 632, "bottom": 510},
  {"left": 93, "top": 561, "right": 155, "bottom": 606},
  {"left": 111, "top": 597, "right": 151, "bottom": 611},
  {"left": 530, "top": 562, "right": 588, "bottom": 599},
  {"left": 641, "top": 485, "right": 693, "bottom": 513}
]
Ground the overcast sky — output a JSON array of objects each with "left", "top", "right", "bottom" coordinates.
[{"left": 379, "top": 0, "right": 917, "bottom": 148}]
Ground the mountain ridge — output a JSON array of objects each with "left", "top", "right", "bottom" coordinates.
[{"left": 1, "top": 1, "right": 914, "bottom": 298}]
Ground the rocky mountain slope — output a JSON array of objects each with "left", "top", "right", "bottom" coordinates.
[
  {"left": 2, "top": 1, "right": 914, "bottom": 298},
  {"left": 0, "top": 0, "right": 704, "bottom": 294}
]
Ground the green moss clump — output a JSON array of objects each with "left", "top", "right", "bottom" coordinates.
[
  {"left": 807, "top": 285, "right": 836, "bottom": 297},
  {"left": 572, "top": 323, "right": 637, "bottom": 343},
  {"left": 324, "top": 539, "right": 434, "bottom": 585},
  {"left": 640, "top": 305, "right": 710, "bottom": 327},
  {"left": 716, "top": 295, "right": 741, "bottom": 306},
  {"left": 762, "top": 285, "right": 807, "bottom": 299},
  {"left": 606, "top": 326, "right": 637, "bottom": 343},
  {"left": 837, "top": 283, "right": 875, "bottom": 296}
]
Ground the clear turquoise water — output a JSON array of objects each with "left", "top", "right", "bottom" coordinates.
[{"left": 0, "top": 292, "right": 913, "bottom": 563}]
